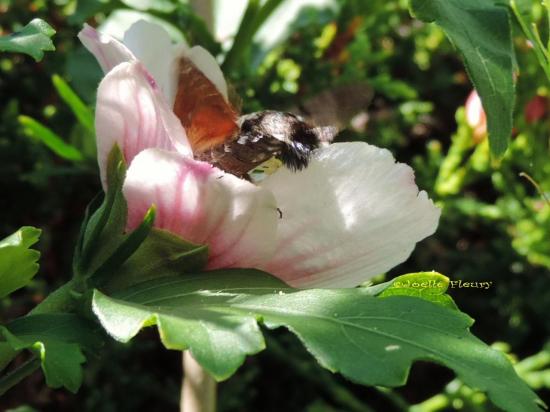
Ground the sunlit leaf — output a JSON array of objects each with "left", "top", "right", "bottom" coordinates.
[
  {"left": 379, "top": 272, "right": 458, "bottom": 309},
  {"left": 18, "top": 115, "right": 84, "bottom": 161},
  {"left": 0, "top": 19, "right": 55, "bottom": 61},
  {"left": 410, "top": 0, "right": 515, "bottom": 156},
  {"left": 0, "top": 227, "right": 41, "bottom": 299},
  {"left": 1, "top": 314, "right": 103, "bottom": 393},
  {"left": 93, "top": 270, "right": 542, "bottom": 412},
  {"left": 52, "top": 75, "right": 95, "bottom": 134}
]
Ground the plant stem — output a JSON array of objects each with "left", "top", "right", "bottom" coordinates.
[
  {"left": 190, "top": 0, "right": 214, "bottom": 33},
  {"left": 181, "top": 352, "right": 217, "bottom": 412},
  {"left": 510, "top": 0, "right": 550, "bottom": 81},
  {"left": 221, "top": 0, "right": 284, "bottom": 72},
  {"left": 410, "top": 393, "right": 450, "bottom": 412},
  {"left": 0, "top": 356, "right": 40, "bottom": 396},
  {"left": 29, "top": 278, "right": 79, "bottom": 315}
]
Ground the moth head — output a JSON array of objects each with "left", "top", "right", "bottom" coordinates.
[{"left": 239, "top": 111, "right": 325, "bottom": 171}]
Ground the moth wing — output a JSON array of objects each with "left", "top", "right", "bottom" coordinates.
[
  {"left": 172, "top": 56, "right": 239, "bottom": 153},
  {"left": 292, "top": 83, "right": 373, "bottom": 142}
]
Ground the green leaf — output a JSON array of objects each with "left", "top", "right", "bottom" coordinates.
[
  {"left": 51, "top": 74, "right": 95, "bottom": 134},
  {"left": 92, "top": 270, "right": 542, "bottom": 412},
  {"left": 0, "top": 19, "right": 55, "bottom": 61},
  {"left": 409, "top": 0, "right": 515, "bottom": 156},
  {"left": 93, "top": 271, "right": 285, "bottom": 379},
  {"left": 18, "top": 115, "right": 84, "bottom": 161},
  {"left": 103, "top": 228, "right": 208, "bottom": 292},
  {"left": 222, "top": 0, "right": 285, "bottom": 72},
  {"left": 0, "top": 227, "right": 41, "bottom": 299},
  {"left": 378, "top": 272, "right": 458, "bottom": 309},
  {"left": 79, "top": 145, "right": 128, "bottom": 274},
  {"left": 0, "top": 314, "right": 103, "bottom": 393},
  {"left": 77, "top": 145, "right": 208, "bottom": 285},
  {"left": 91, "top": 206, "right": 157, "bottom": 287}
]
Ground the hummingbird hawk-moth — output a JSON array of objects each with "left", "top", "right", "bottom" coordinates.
[{"left": 172, "top": 55, "right": 371, "bottom": 179}]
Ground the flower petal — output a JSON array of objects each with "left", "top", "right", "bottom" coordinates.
[
  {"left": 123, "top": 148, "right": 278, "bottom": 269},
  {"left": 123, "top": 20, "right": 187, "bottom": 106},
  {"left": 259, "top": 142, "right": 441, "bottom": 288},
  {"left": 95, "top": 61, "right": 192, "bottom": 187},
  {"left": 78, "top": 23, "right": 135, "bottom": 73},
  {"left": 465, "top": 90, "right": 484, "bottom": 127},
  {"left": 122, "top": 21, "right": 227, "bottom": 104},
  {"left": 182, "top": 46, "right": 228, "bottom": 101}
]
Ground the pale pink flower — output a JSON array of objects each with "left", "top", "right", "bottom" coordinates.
[
  {"left": 465, "top": 90, "right": 487, "bottom": 141},
  {"left": 79, "top": 21, "right": 440, "bottom": 288}
]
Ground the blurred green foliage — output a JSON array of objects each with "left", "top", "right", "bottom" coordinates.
[{"left": 0, "top": 0, "right": 549, "bottom": 411}]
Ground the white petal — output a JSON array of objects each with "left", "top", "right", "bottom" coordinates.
[
  {"left": 123, "top": 20, "right": 188, "bottom": 105},
  {"left": 182, "top": 46, "right": 228, "bottom": 100},
  {"left": 465, "top": 90, "right": 484, "bottom": 127},
  {"left": 123, "top": 149, "right": 278, "bottom": 269},
  {"left": 95, "top": 61, "right": 192, "bottom": 188},
  {"left": 122, "top": 21, "right": 227, "bottom": 105},
  {"left": 259, "top": 142, "right": 441, "bottom": 288},
  {"left": 78, "top": 23, "right": 135, "bottom": 73}
]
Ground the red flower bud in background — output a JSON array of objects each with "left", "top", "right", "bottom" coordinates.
[{"left": 524, "top": 95, "right": 548, "bottom": 124}]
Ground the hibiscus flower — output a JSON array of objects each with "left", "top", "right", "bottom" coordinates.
[{"left": 78, "top": 20, "right": 440, "bottom": 288}]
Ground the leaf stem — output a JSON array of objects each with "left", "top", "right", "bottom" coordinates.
[
  {"left": 510, "top": 0, "right": 550, "bottom": 81},
  {"left": 0, "top": 356, "right": 40, "bottom": 396},
  {"left": 29, "top": 278, "right": 80, "bottom": 315},
  {"left": 221, "top": 0, "right": 261, "bottom": 72},
  {"left": 410, "top": 393, "right": 450, "bottom": 412},
  {"left": 181, "top": 352, "right": 217, "bottom": 412},
  {"left": 190, "top": 0, "right": 214, "bottom": 33},
  {"left": 519, "top": 172, "right": 550, "bottom": 207}
]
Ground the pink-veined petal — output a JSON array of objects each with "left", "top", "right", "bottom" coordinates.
[
  {"left": 123, "top": 148, "right": 279, "bottom": 269},
  {"left": 259, "top": 142, "right": 441, "bottom": 288},
  {"left": 122, "top": 21, "right": 227, "bottom": 104},
  {"left": 123, "top": 20, "right": 187, "bottom": 106},
  {"left": 78, "top": 23, "right": 135, "bottom": 73},
  {"left": 95, "top": 61, "right": 192, "bottom": 187}
]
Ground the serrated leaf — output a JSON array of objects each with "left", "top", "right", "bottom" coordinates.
[
  {"left": 0, "top": 314, "right": 103, "bottom": 393},
  {"left": 0, "top": 227, "right": 41, "bottom": 299},
  {"left": 18, "top": 115, "right": 84, "bottom": 161},
  {"left": 52, "top": 74, "right": 94, "bottom": 134},
  {"left": 410, "top": 0, "right": 515, "bottom": 156},
  {"left": 92, "top": 270, "right": 541, "bottom": 412},
  {"left": 379, "top": 272, "right": 458, "bottom": 309},
  {"left": 93, "top": 271, "right": 287, "bottom": 379},
  {"left": 0, "top": 19, "right": 55, "bottom": 61}
]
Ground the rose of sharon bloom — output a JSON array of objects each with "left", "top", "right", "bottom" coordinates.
[{"left": 79, "top": 21, "right": 440, "bottom": 288}]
